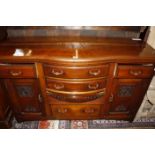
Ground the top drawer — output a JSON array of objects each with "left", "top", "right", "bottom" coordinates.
[
  {"left": 116, "top": 65, "right": 155, "bottom": 78},
  {"left": 43, "top": 64, "right": 109, "bottom": 79},
  {"left": 0, "top": 64, "right": 36, "bottom": 78}
]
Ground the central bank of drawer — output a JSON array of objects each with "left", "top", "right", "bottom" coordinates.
[
  {"left": 43, "top": 64, "right": 109, "bottom": 79},
  {"left": 46, "top": 78, "right": 106, "bottom": 92}
]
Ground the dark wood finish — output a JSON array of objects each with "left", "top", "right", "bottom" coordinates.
[{"left": 0, "top": 26, "right": 154, "bottom": 126}]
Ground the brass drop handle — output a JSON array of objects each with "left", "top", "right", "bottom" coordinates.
[
  {"left": 38, "top": 94, "right": 43, "bottom": 103},
  {"left": 88, "top": 83, "right": 99, "bottom": 90},
  {"left": 129, "top": 70, "right": 142, "bottom": 76},
  {"left": 89, "top": 69, "right": 101, "bottom": 76},
  {"left": 84, "top": 108, "right": 95, "bottom": 113},
  {"left": 57, "top": 108, "right": 68, "bottom": 113},
  {"left": 109, "top": 94, "right": 114, "bottom": 103},
  {"left": 10, "top": 70, "right": 22, "bottom": 76},
  {"left": 54, "top": 83, "right": 64, "bottom": 90},
  {"left": 51, "top": 69, "right": 64, "bottom": 76}
]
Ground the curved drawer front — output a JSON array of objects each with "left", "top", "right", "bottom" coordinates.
[
  {"left": 46, "top": 78, "right": 106, "bottom": 92},
  {"left": 0, "top": 64, "right": 36, "bottom": 78},
  {"left": 47, "top": 90, "right": 105, "bottom": 103},
  {"left": 117, "top": 65, "right": 154, "bottom": 78},
  {"left": 51, "top": 104, "right": 101, "bottom": 119},
  {"left": 44, "top": 64, "right": 109, "bottom": 79}
]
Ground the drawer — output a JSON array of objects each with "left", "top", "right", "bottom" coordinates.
[
  {"left": 0, "top": 64, "right": 36, "bottom": 78},
  {"left": 44, "top": 64, "right": 109, "bottom": 79},
  {"left": 51, "top": 104, "right": 101, "bottom": 119},
  {"left": 47, "top": 90, "right": 105, "bottom": 103},
  {"left": 116, "top": 65, "right": 154, "bottom": 78},
  {"left": 46, "top": 78, "right": 106, "bottom": 92}
]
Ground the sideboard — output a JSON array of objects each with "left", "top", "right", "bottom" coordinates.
[{"left": 0, "top": 26, "right": 155, "bottom": 128}]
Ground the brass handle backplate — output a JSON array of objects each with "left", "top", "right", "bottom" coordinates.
[
  {"left": 84, "top": 108, "right": 95, "bottom": 113},
  {"left": 89, "top": 69, "right": 101, "bottom": 76},
  {"left": 129, "top": 70, "right": 142, "bottom": 76},
  {"left": 51, "top": 69, "right": 64, "bottom": 76},
  {"left": 10, "top": 70, "right": 22, "bottom": 76},
  {"left": 54, "top": 83, "right": 65, "bottom": 90},
  {"left": 88, "top": 83, "right": 99, "bottom": 90},
  {"left": 57, "top": 108, "right": 68, "bottom": 113}
]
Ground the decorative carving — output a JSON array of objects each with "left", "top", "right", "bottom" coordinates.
[
  {"left": 47, "top": 91, "right": 104, "bottom": 102},
  {"left": 16, "top": 86, "right": 33, "bottom": 97},
  {"left": 118, "top": 85, "right": 134, "bottom": 97}
]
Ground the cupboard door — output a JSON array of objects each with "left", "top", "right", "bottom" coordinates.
[
  {"left": 109, "top": 79, "right": 150, "bottom": 117},
  {"left": 4, "top": 79, "right": 44, "bottom": 120},
  {"left": 0, "top": 80, "right": 12, "bottom": 128}
]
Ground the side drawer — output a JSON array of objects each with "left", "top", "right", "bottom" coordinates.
[
  {"left": 116, "top": 65, "right": 154, "bottom": 78},
  {"left": 51, "top": 104, "right": 101, "bottom": 119},
  {"left": 46, "top": 78, "right": 106, "bottom": 92},
  {"left": 43, "top": 64, "right": 109, "bottom": 79},
  {"left": 0, "top": 64, "right": 36, "bottom": 78}
]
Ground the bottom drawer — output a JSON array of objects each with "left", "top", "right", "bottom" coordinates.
[{"left": 51, "top": 104, "right": 101, "bottom": 119}]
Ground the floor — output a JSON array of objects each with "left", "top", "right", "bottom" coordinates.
[{"left": 12, "top": 118, "right": 155, "bottom": 129}]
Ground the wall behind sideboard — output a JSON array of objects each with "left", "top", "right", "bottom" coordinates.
[
  {"left": 147, "top": 26, "right": 155, "bottom": 48},
  {"left": 6, "top": 26, "right": 139, "bottom": 38}
]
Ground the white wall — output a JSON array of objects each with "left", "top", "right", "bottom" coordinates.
[{"left": 147, "top": 26, "right": 155, "bottom": 48}]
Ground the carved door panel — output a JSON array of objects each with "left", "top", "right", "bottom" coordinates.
[
  {"left": 109, "top": 79, "right": 150, "bottom": 116},
  {"left": 4, "top": 79, "right": 44, "bottom": 119}
]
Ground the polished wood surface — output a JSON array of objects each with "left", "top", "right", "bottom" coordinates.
[
  {"left": 0, "top": 26, "right": 154, "bottom": 127},
  {"left": 0, "top": 38, "right": 155, "bottom": 64}
]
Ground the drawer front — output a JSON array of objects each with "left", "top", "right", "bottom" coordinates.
[
  {"left": 47, "top": 90, "right": 105, "bottom": 103},
  {"left": 44, "top": 64, "right": 109, "bottom": 79},
  {"left": 116, "top": 65, "right": 154, "bottom": 78},
  {"left": 46, "top": 78, "right": 106, "bottom": 92},
  {"left": 0, "top": 64, "right": 36, "bottom": 78},
  {"left": 51, "top": 104, "right": 101, "bottom": 119}
]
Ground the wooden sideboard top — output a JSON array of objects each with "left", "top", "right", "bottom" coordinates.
[{"left": 0, "top": 37, "right": 155, "bottom": 64}]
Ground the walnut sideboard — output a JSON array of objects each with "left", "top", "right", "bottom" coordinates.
[{"left": 0, "top": 26, "right": 155, "bottom": 128}]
